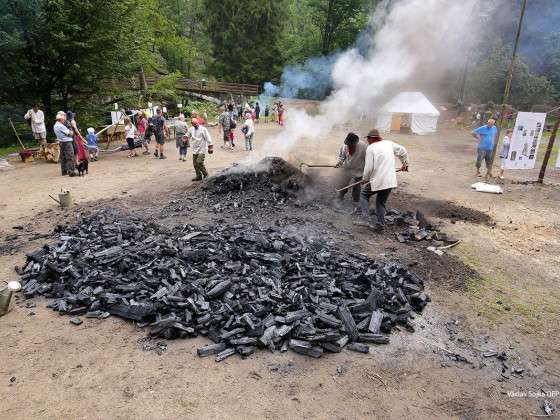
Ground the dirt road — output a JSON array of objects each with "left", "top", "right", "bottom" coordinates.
[{"left": 1, "top": 105, "right": 559, "bottom": 419}]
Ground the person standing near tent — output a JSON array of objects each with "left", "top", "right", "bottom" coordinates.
[
  {"left": 335, "top": 132, "right": 368, "bottom": 204},
  {"left": 24, "top": 104, "right": 47, "bottom": 151},
  {"left": 188, "top": 118, "right": 213, "bottom": 181},
  {"left": 361, "top": 129, "right": 409, "bottom": 232},
  {"left": 471, "top": 118, "right": 497, "bottom": 180}
]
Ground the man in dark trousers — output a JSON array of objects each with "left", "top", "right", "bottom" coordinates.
[
  {"left": 361, "top": 129, "right": 409, "bottom": 232},
  {"left": 152, "top": 108, "right": 169, "bottom": 159}
]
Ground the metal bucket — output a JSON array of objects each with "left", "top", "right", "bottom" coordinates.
[
  {"left": 58, "top": 190, "right": 72, "bottom": 208},
  {"left": 0, "top": 281, "right": 21, "bottom": 317}
]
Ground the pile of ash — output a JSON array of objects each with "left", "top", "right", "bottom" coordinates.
[{"left": 16, "top": 209, "right": 429, "bottom": 362}]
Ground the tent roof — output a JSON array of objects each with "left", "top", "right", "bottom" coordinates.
[{"left": 380, "top": 92, "right": 440, "bottom": 116}]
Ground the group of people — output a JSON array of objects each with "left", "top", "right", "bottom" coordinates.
[
  {"left": 127, "top": 108, "right": 213, "bottom": 181},
  {"left": 218, "top": 104, "right": 257, "bottom": 151},
  {"left": 51, "top": 110, "right": 91, "bottom": 176},
  {"left": 336, "top": 129, "right": 409, "bottom": 232}
]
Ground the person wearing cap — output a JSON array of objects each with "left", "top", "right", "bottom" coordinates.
[
  {"left": 187, "top": 118, "right": 213, "bottom": 181},
  {"left": 361, "top": 129, "right": 409, "bottom": 232},
  {"left": 335, "top": 132, "right": 368, "bottom": 203},
  {"left": 53, "top": 111, "right": 77, "bottom": 176},
  {"left": 86, "top": 127, "right": 99, "bottom": 161}
]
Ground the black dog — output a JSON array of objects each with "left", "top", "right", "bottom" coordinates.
[{"left": 77, "top": 160, "right": 89, "bottom": 176}]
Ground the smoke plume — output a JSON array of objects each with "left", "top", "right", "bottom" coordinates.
[{"left": 253, "top": 0, "right": 485, "bottom": 160}]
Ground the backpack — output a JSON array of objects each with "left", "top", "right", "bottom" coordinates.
[{"left": 229, "top": 116, "right": 237, "bottom": 129}]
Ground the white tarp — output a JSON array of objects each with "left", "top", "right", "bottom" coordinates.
[
  {"left": 502, "top": 112, "right": 546, "bottom": 170},
  {"left": 376, "top": 92, "right": 440, "bottom": 135}
]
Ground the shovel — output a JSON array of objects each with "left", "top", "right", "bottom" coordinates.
[
  {"left": 299, "top": 162, "right": 337, "bottom": 173},
  {"left": 336, "top": 168, "right": 403, "bottom": 192}
]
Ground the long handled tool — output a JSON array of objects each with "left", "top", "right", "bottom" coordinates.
[
  {"left": 299, "top": 162, "right": 337, "bottom": 171},
  {"left": 8, "top": 118, "right": 27, "bottom": 150},
  {"left": 336, "top": 168, "right": 403, "bottom": 192}
]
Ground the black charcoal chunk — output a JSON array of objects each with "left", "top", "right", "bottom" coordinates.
[
  {"left": 346, "top": 342, "right": 369, "bottom": 353},
  {"left": 197, "top": 342, "right": 227, "bottom": 357}
]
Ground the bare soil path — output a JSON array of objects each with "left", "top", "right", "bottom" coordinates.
[{"left": 1, "top": 102, "right": 559, "bottom": 419}]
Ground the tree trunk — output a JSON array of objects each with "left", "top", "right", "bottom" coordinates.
[{"left": 321, "top": 0, "right": 335, "bottom": 55}]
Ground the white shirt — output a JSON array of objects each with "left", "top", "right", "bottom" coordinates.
[
  {"left": 24, "top": 109, "right": 46, "bottom": 134},
  {"left": 243, "top": 118, "right": 254, "bottom": 136},
  {"left": 363, "top": 140, "right": 409, "bottom": 191},
  {"left": 188, "top": 125, "right": 212, "bottom": 154},
  {"left": 125, "top": 124, "right": 136, "bottom": 139}
]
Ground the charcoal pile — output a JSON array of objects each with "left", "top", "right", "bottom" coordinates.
[
  {"left": 195, "top": 157, "right": 311, "bottom": 213},
  {"left": 16, "top": 209, "right": 429, "bottom": 361}
]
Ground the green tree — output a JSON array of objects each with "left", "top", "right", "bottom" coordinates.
[
  {"left": 308, "top": 0, "right": 371, "bottom": 55},
  {"left": 158, "top": 0, "right": 210, "bottom": 78},
  {"left": 0, "top": 0, "right": 157, "bottom": 120},
  {"left": 466, "top": 45, "right": 556, "bottom": 109},
  {"left": 203, "top": 0, "right": 287, "bottom": 84}
]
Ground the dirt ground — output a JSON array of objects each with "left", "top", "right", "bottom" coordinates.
[{"left": 1, "top": 101, "right": 560, "bottom": 419}]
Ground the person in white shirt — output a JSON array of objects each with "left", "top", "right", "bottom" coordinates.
[
  {"left": 124, "top": 117, "right": 137, "bottom": 157},
  {"left": 187, "top": 118, "right": 213, "bottom": 181},
  {"left": 24, "top": 104, "right": 47, "bottom": 148},
  {"left": 361, "top": 129, "right": 409, "bottom": 232},
  {"left": 242, "top": 112, "right": 255, "bottom": 151}
]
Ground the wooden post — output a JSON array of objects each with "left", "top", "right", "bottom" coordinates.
[
  {"left": 489, "top": 0, "right": 527, "bottom": 170},
  {"left": 537, "top": 117, "right": 559, "bottom": 183}
]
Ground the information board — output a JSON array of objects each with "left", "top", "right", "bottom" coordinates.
[{"left": 502, "top": 112, "right": 546, "bottom": 170}]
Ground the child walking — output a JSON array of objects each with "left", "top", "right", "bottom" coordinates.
[
  {"left": 498, "top": 129, "right": 512, "bottom": 180},
  {"left": 86, "top": 127, "right": 99, "bottom": 161},
  {"left": 124, "top": 117, "right": 137, "bottom": 157}
]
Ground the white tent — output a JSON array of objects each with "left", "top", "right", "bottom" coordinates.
[{"left": 376, "top": 92, "right": 440, "bottom": 135}]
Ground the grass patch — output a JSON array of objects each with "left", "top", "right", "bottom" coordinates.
[{"left": 457, "top": 244, "right": 560, "bottom": 330}]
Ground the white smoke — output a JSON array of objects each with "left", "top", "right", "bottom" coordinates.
[{"left": 252, "top": 0, "right": 484, "bottom": 160}]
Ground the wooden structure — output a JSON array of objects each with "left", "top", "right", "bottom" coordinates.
[{"left": 105, "top": 77, "right": 260, "bottom": 97}]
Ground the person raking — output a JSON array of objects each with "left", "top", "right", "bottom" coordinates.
[
  {"left": 360, "top": 129, "right": 409, "bottom": 233},
  {"left": 335, "top": 132, "right": 368, "bottom": 204}
]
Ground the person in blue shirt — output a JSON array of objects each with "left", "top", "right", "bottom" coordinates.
[
  {"left": 86, "top": 127, "right": 99, "bottom": 161},
  {"left": 471, "top": 118, "right": 498, "bottom": 180}
]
